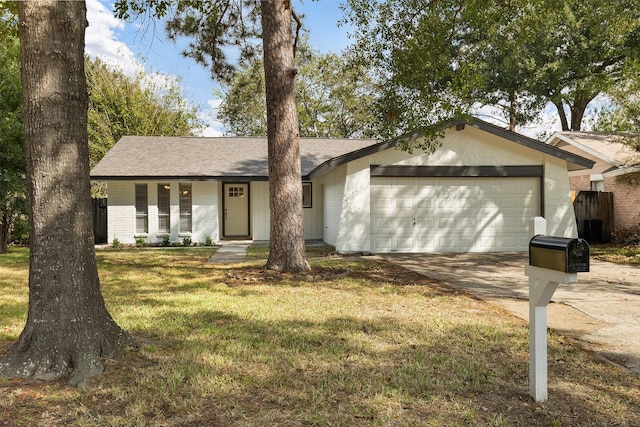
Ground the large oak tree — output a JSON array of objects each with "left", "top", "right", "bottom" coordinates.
[
  {"left": 344, "top": 0, "right": 640, "bottom": 143},
  {"left": 0, "top": 1, "right": 131, "bottom": 387}
]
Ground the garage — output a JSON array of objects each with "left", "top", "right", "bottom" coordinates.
[{"left": 370, "top": 168, "right": 542, "bottom": 253}]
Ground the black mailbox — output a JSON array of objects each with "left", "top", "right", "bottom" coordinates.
[{"left": 529, "top": 235, "right": 589, "bottom": 273}]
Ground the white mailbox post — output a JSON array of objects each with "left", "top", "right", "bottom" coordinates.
[{"left": 525, "top": 217, "right": 588, "bottom": 402}]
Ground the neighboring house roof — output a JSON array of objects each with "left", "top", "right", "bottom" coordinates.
[
  {"left": 91, "top": 118, "right": 594, "bottom": 180},
  {"left": 546, "top": 131, "right": 640, "bottom": 173}
]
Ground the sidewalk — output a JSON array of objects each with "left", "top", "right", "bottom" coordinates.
[{"left": 207, "top": 241, "right": 251, "bottom": 264}]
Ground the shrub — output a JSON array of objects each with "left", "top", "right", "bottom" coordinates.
[
  {"left": 611, "top": 224, "right": 640, "bottom": 246},
  {"left": 204, "top": 236, "right": 213, "bottom": 246},
  {"left": 182, "top": 237, "right": 192, "bottom": 247},
  {"left": 135, "top": 236, "right": 147, "bottom": 247},
  {"left": 112, "top": 237, "right": 120, "bottom": 248},
  {"left": 161, "top": 235, "right": 171, "bottom": 247}
]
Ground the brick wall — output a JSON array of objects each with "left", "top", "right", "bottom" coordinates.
[
  {"left": 604, "top": 175, "right": 640, "bottom": 229},
  {"left": 568, "top": 175, "right": 592, "bottom": 192}
]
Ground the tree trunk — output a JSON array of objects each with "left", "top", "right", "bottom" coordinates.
[
  {"left": 570, "top": 90, "right": 595, "bottom": 131},
  {"left": 0, "top": 1, "right": 131, "bottom": 388},
  {"left": 554, "top": 100, "right": 570, "bottom": 131},
  {"left": 261, "top": 0, "right": 310, "bottom": 272},
  {"left": 0, "top": 209, "right": 13, "bottom": 254}
]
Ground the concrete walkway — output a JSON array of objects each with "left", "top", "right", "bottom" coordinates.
[
  {"left": 382, "top": 252, "right": 640, "bottom": 376},
  {"left": 207, "top": 241, "right": 251, "bottom": 264}
]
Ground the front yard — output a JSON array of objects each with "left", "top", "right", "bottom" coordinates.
[{"left": 1, "top": 246, "right": 639, "bottom": 426}]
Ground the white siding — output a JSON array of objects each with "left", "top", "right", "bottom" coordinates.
[
  {"left": 106, "top": 180, "right": 219, "bottom": 245},
  {"left": 303, "top": 181, "right": 324, "bottom": 239},
  {"left": 544, "top": 156, "right": 579, "bottom": 238},
  {"left": 251, "top": 181, "right": 270, "bottom": 240},
  {"left": 192, "top": 181, "right": 219, "bottom": 243},
  {"left": 336, "top": 159, "right": 372, "bottom": 252},
  {"left": 249, "top": 180, "right": 325, "bottom": 241},
  {"left": 320, "top": 165, "right": 347, "bottom": 246},
  {"left": 325, "top": 126, "right": 577, "bottom": 253},
  {"left": 106, "top": 181, "right": 136, "bottom": 244}
]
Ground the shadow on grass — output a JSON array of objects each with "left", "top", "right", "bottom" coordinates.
[
  {"left": 137, "top": 307, "right": 640, "bottom": 426},
  {"left": 2, "top": 247, "right": 640, "bottom": 425}
]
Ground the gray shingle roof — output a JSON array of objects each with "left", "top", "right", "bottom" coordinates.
[
  {"left": 91, "top": 119, "right": 594, "bottom": 181},
  {"left": 90, "top": 136, "right": 380, "bottom": 180}
]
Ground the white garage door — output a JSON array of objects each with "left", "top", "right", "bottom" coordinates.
[{"left": 371, "top": 177, "right": 540, "bottom": 253}]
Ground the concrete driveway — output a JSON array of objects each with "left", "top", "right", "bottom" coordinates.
[{"left": 382, "top": 252, "right": 640, "bottom": 376}]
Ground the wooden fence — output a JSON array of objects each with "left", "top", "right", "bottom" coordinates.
[{"left": 573, "top": 191, "right": 614, "bottom": 243}]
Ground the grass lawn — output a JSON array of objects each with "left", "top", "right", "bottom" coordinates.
[
  {"left": 591, "top": 244, "right": 640, "bottom": 265},
  {"left": 1, "top": 246, "right": 640, "bottom": 426}
]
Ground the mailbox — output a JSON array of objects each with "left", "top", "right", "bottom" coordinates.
[{"left": 529, "top": 235, "right": 589, "bottom": 273}]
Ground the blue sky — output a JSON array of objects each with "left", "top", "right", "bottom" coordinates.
[
  {"left": 85, "top": 0, "right": 581, "bottom": 139},
  {"left": 85, "top": 0, "right": 353, "bottom": 136}
]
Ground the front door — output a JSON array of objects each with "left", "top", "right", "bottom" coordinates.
[{"left": 223, "top": 183, "right": 250, "bottom": 237}]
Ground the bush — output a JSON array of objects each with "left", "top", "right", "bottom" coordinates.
[
  {"left": 161, "top": 235, "right": 171, "bottom": 247},
  {"left": 182, "top": 237, "right": 192, "bottom": 247},
  {"left": 112, "top": 237, "right": 120, "bottom": 248},
  {"left": 204, "top": 236, "right": 213, "bottom": 246},
  {"left": 611, "top": 224, "right": 640, "bottom": 246},
  {"left": 135, "top": 236, "right": 147, "bottom": 247}
]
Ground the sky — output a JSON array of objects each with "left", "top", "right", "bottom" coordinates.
[
  {"left": 85, "top": 0, "right": 354, "bottom": 137},
  {"left": 84, "top": 0, "right": 581, "bottom": 139}
]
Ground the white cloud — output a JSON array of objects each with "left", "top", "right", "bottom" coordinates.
[
  {"left": 85, "top": 0, "right": 142, "bottom": 76},
  {"left": 84, "top": 0, "right": 227, "bottom": 136},
  {"left": 198, "top": 99, "right": 225, "bottom": 137}
]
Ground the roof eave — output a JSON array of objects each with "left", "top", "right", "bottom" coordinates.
[
  {"left": 309, "top": 118, "right": 595, "bottom": 178},
  {"left": 603, "top": 163, "right": 640, "bottom": 178},
  {"left": 546, "top": 132, "right": 625, "bottom": 167},
  {"left": 90, "top": 175, "right": 270, "bottom": 182}
]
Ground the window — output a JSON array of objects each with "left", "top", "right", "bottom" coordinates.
[
  {"left": 135, "top": 184, "right": 148, "bottom": 233},
  {"left": 302, "top": 182, "right": 312, "bottom": 208},
  {"left": 179, "top": 183, "right": 192, "bottom": 233},
  {"left": 228, "top": 186, "right": 244, "bottom": 197},
  {"left": 158, "top": 184, "right": 170, "bottom": 233}
]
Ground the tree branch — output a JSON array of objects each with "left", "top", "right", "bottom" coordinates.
[{"left": 291, "top": 9, "right": 301, "bottom": 56}]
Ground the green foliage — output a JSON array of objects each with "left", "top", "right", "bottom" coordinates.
[
  {"left": 86, "top": 56, "right": 203, "bottom": 197},
  {"left": 161, "top": 235, "right": 171, "bottom": 247},
  {"left": 0, "top": 6, "right": 26, "bottom": 253},
  {"left": 182, "top": 236, "right": 192, "bottom": 247},
  {"left": 344, "top": 0, "right": 640, "bottom": 145},
  {"left": 135, "top": 236, "right": 147, "bottom": 247},
  {"left": 1, "top": 2, "right": 204, "bottom": 246},
  {"left": 591, "top": 61, "right": 640, "bottom": 136},
  {"left": 203, "top": 235, "right": 213, "bottom": 246},
  {"left": 218, "top": 41, "right": 378, "bottom": 138},
  {"left": 112, "top": 237, "right": 121, "bottom": 248},
  {"left": 114, "top": 0, "right": 262, "bottom": 83}
]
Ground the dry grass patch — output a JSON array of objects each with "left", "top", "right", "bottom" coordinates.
[
  {"left": 591, "top": 244, "right": 640, "bottom": 265},
  {"left": 1, "top": 247, "right": 639, "bottom": 426}
]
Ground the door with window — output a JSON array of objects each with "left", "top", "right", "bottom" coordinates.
[{"left": 223, "top": 183, "right": 250, "bottom": 237}]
